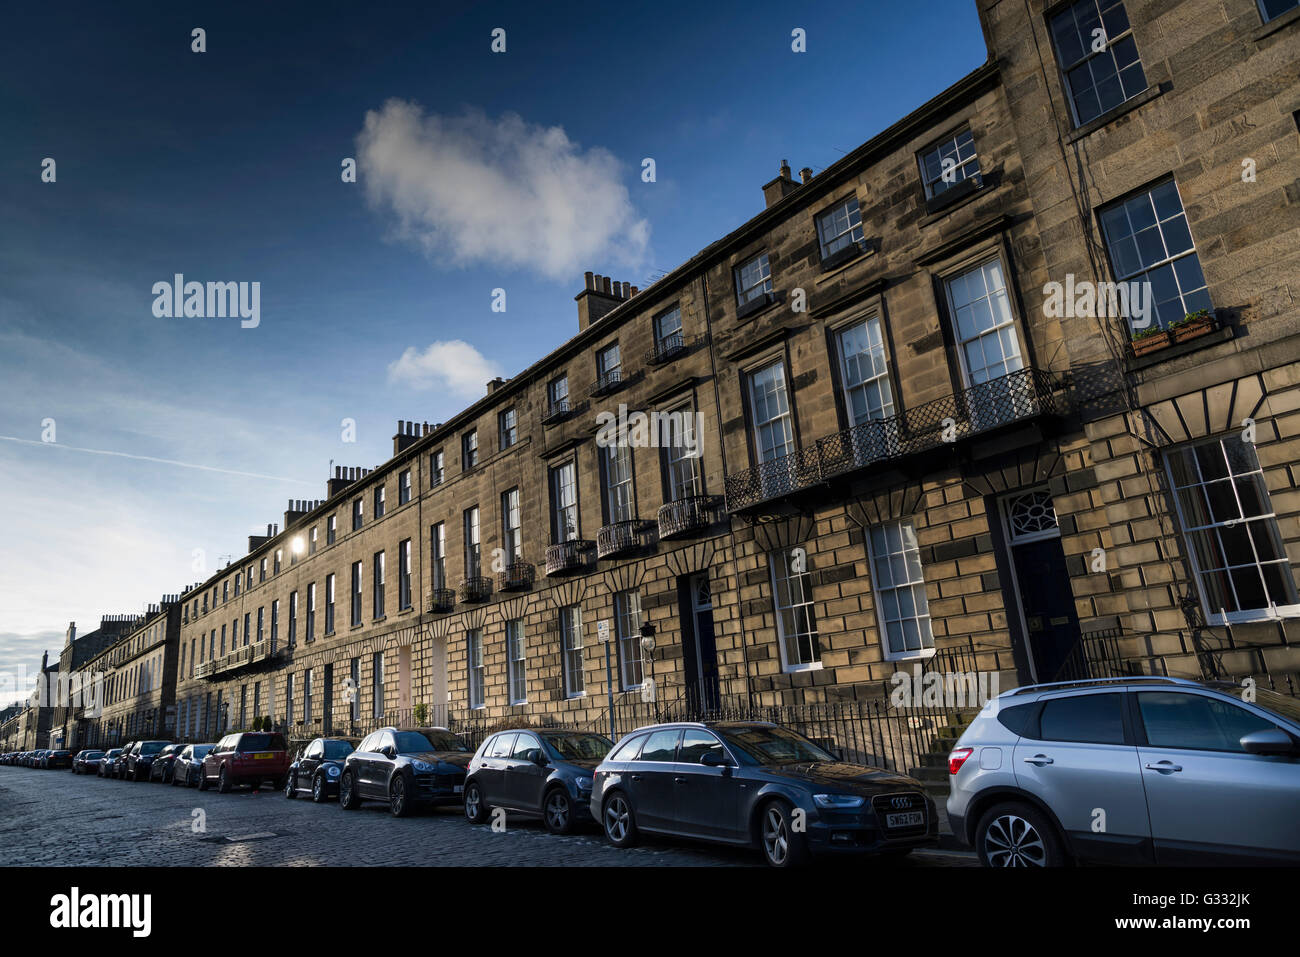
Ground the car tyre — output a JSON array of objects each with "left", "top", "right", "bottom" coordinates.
[
  {"left": 390, "top": 774, "right": 412, "bottom": 818},
  {"left": 198, "top": 767, "right": 210, "bottom": 791},
  {"left": 759, "top": 800, "right": 809, "bottom": 868},
  {"left": 543, "top": 786, "right": 575, "bottom": 835},
  {"left": 311, "top": 774, "right": 327, "bottom": 803},
  {"left": 339, "top": 771, "right": 360, "bottom": 810},
  {"left": 217, "top": 766, "right": 231, "bottom": 794},
  {"left": 602, "top": 791, "right": 638, "bottom": 848},
  {"left": 975, "top": 801, "right": 1065, "bottom": 868},
  {"left": 464, "top": 780, "right": 488, "bottom": 825},
  {"left": 284, "top": 772, "right": 297, "bottom": 799}
]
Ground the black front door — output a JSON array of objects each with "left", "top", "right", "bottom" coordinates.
[
  {"left": 322, "top": 664, "right": 333, "bottom": 735},
  {"left": 679, "top": 574, "right": 720, "bottom": 712},
  {"left": 1001, "top": 489, "right": 1081, "bottom": 683}
]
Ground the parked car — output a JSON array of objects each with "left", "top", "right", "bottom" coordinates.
[
  {"left": 285, "top": 737, "right": 358, "bottom": 802},
  {"left": 148, "top": 744, "right": 185, "bottom": 783},
  {"left": 339, "top": 727, "right": 472, "bottom": 816},
  {"left": 198, "top": 731, "right": 290, "bottom": 792},
  {"left": 171, "top": 744, "right": 214, "bottom": 787},
  {"left": 464, "top": 728, "right": 612, "bottom": 834},
  {"left": 97, "top": 748, "right": 124, "bottom": 776},
  {"left": 591, "top": 720, "right": 938, "bottom": 867},
  {"left": 44, "top": 749, "right": 73, "bottom": 770},
  {"left": 71, "top": 750, "right": 105, "bottom": 774},
  {"left": 109, "top": 742, "right": 136, "bottom": 779},
  {"left": 123, "top": 740, "right": 170, "bottom": 781},
  {"left": 948, "top": 677, "right": 1300, "bottom": 866},
  {"left": 34, "top": 750, "right": 51, "bottom": 768}
]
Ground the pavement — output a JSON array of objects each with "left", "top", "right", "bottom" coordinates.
[{"left": 0, "top": 766, "right": 979, "bottom": 867}]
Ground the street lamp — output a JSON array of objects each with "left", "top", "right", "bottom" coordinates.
[{"left": 639, "top": 623, "right": 657, "bottom": 721}]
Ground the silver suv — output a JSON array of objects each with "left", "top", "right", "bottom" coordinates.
[{"left": 947, "top": 677, "right": 1300, "bottom": 866}]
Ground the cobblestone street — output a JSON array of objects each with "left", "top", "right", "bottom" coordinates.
[{"left": 0, "top": 767, "right": 976, "bottom": 867}]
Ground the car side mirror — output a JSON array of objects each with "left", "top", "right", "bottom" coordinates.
[
  {"left": 1240, "top": 728, "right": 1296, "bottom": 756},
  {"left": 528, "top": 749, "right": 548, "bottom": 766},
  {"left": 383, "top": 746, "right": 396, "bottom": 759},
  {"left": 700, "top": 751, "right": 725, "bottom": 767}
]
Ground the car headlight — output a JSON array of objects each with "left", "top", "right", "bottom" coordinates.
[
  {"left": 409, "top": 760, "right": 436, "bottom": 772},
  {"left": 812, "top": 793, "right": 865, "bottom": 809},
  {"left": 327, "top": 765, "right": 341, "bottom": 777},
  {"left": 574, "top": 776, "right": 593, "bottom": 790}
]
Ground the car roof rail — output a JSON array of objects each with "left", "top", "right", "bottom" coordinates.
[{"left": 1006, "top": 675, "right": 1202, "bottom": 696}]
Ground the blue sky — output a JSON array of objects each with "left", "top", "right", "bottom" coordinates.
[{"left": 0, "top": 0, "right": 987, "bottom": 701}]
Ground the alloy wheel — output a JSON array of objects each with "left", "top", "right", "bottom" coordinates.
[
  {"left": 984, "top": 813, "right": 1046, "bottom": 867},
  {"left": 605, "top": 796, "right": 630, "bottom": 842},
  {"left": 762, "top": 807, "right": 789, "bottom": 866},
  {"left": 313, "top": 776, "right": 324, "bottom": 802},
  {"left": 545, "top": 791, "right": 569, "bottom": 832},
  {"left": 465, "top": 784, "right": 481, "bottom": 821}
]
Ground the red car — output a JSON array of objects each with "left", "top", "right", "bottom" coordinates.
[{"left": 198, "top": 731, "right": 290, "bottom": 793}]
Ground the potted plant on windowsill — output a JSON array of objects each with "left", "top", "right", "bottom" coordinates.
[
  {"left": 1129, "top": 324, "right": 1169, "bottom": 356},
  {"left": 1168, "top": 308, "right": 1216, "bottom": 343}
]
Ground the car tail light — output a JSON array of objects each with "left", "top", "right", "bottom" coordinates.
[{"left": 948, "top": 747, "right": 974, "bottom": 775}]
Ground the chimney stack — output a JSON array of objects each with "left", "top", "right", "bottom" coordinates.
[
  {"left": 763, "top": 158, "right": 801, "bottom": 207},
  {"left": 799, "top": 167, "right": 813, "bottom": 185},
  {"left": 576, "top": 271, "right": 635, "bottom": 331},
  {"left": 327, "top": 464, "right": 361, "bottom": 499},
  {"left": 393, "top": 418, "right": 425, "bottom": 456},
  {"left": 65, "top": 622, "right": 76, "bottom": 648}
]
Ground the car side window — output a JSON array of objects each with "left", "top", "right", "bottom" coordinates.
[
  {"left": 488, "top": 734, "right": 516, "bottom": 759},
  {"left": 511, "top": 733, "right": 541, "bottom": 759},
  {"left": 639, "top": 729, "right": 682, "bottom": 762},
  {"left": 1038, "top": 693, "right": 1126, "bottom": 745},
  {"left": 1138, "top": 692, "right": 1279, "bottom": 752},
  {"left": 307, "top": 741, "right": 323, "bottom": 759},
  {"left": 379, "top": 732, "right": 396, "bottom": 753},
  {"left": 608, "top": 734, "right": 646, "bottom": 761},
  {"left": 678, "top": 729, "right": 725, "bottom": 764},
  {"left": 357, "top": 734, "right": 375, "bottom": 752}
]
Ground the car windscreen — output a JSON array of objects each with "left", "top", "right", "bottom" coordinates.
[
  {"left": 83, "top": 752, "right": 104, "bottom": 759},
  {"left": 717, "top": 726, "right": 835, "bottom": 765},
  {"left": 106, "top": 750, "right": 122, "bottom": 758},
  {"left": 393, "top": 731, "right": 434, "bottom": 753},
  {"left": 543, "top": 733, "right": 612, "bottom": 760},
  {"left": 140, "top": 742, "right": 167, "bottom": 754},
  {"left": 236, "top": 734, "right": 286, "bottom": 752},
  {"left": 322, "top": 740, "right": 355, "bottom": 759},
  {"left": 1222, "top": 687, "right": 1300, "bottom": 727},
  {"left": 410, "top": 730, "right": 468, "bottom": 752},
  {"left": 192, "top": 745, "right": 213, "bottom": 758}
]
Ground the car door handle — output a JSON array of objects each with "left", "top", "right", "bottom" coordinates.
[
  {"left": 1023, "top": 754, "right": 1054, "bottom": 766},
  {"left": 630, "top": 774, "right": 643, "bottom": 782},
  {"left": 674, "top": 776, "right": 687, "bottom": 784},
  {"left": 1144, "top": 761, "right": 1183, "bottom": 773}
]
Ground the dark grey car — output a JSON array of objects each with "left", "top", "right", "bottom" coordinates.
[
  {"left": 591, "top": 720, "right": 938, "bottom": 866},
  {"left": 947, "top": 677, "right": 1300, "bottom": 866},
  {"left": 464, "top": 729, "right": 612, "bottom": 834}
]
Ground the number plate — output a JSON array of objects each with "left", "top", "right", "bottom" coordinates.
[
  {"left": 253, "top": 753, "right": 273, "bottom": 760},
  {"left": 886, "top": 811, "right": 923, "bottom": 829},
  {"left": 453, "top": 784, "right": 464, "bottom": 793}
]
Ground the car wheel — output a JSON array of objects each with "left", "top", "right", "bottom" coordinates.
[
  {"left": 311, "top": 775, "right": 326, "bottom": 803},
  {"left": 389, "top": 774, "right": 411, "bottom": 817},
  {"left": 170, "top": 769, "right": 179, "bottom": 786},
  {"left": 464, "top": 780, "right": 488, "bottom": 824},
  {"left": 339, "top": 771, "right": 360, "bottom": 810},
  {"left": 217, "top": 766, "right": 231, "bottom": 794},
  {"left": 759, "top": 800, "right": 809, "bottom": 868},
  {"left": 197, "top": 767, "right": 210, "bottom": 791},
  {"left": 602, "top": 792, "right": 638, "bottom": 848},
  {"left": 975, "top": 802, "right": 1065, "bottom": 867},
  {"left": 543, "top": 787, "right": 574, "bottom": 835},
  {"left": 284, "top": 772, "right": 297, "bottom": 799}
]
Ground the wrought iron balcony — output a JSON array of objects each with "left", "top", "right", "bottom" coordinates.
[
  {"left": 428, "top": 588, "right": 455, "bottom": 614},
  {"left": 657, "top": 495, "right": 724, "bottom": 540},
  {"left": 596, "top": 520, "right": 651, "bottom": 559},
  {"left": 198, "top": 640, "right": 283, "bottom": 680},
  {"left": 725, "top": 368, "right": 1064, "bottom": 512},
  {"left": 588, "top": 370, "right": 624, "bottom": 397},
  {"left": 458, "top": 576, "right": 492, "bottom": 604},
  {"left": 545, "top": 540, "right": 594, "bottom": 576},
  {"left": 644, "top": 332, "right": 688, "bottom": 366},
  {"left": 498, "top": 561, "right": 535, "bottom": 592},
  {"left": 541, "top": 399, "right": 574, "bottom": 425}
]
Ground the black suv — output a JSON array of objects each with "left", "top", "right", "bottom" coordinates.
[
  {"left": 591, "top": 721, "right": 938, "bottom": 867},
  {"left": 339, "top": 728, "right": 472, "bottom": 816},
  {"left": 124, "top": 740, "right": 171, "bottom": 781},
  {"left": 285, "top": 737, "right": 358, "bottom": 802},
  {"left": 465, "top": 728, "right": 612, "bottom": 834}
]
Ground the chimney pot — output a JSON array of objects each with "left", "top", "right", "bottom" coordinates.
[
  {"left": 584, "top": 271, "right": 594, "bottom": 290},
  {"left": 800, "top": 167, "right": 813, "bottom": 184},
  {"left": 780, "top": 159, "right": 791, "bottom": 179},
  {"left": 601, "top": 275, "right": 611, "bottom": 294}
]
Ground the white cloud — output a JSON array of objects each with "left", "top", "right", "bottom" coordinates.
[
  {"left": 356, "top": 100, "right": 649, "bottom": 279},
  {"left": 386, "top": 339, "right": 502, "bottom": 398}
]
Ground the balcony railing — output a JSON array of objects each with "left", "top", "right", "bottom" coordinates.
[
  {"left": 644, "top": 332, "right": 688, "bottom": 366},
  {"left": 498, "top": 561, "right": 535, "bottom": 592},
  {"left": 541, "top": 399, "right": 574, "bottom": 425},
  {"left": 596, "top": 520, "right": 651, "bottom": 559},
  {"left": 545, "top": 540, "right": 594, "bottom": 576},
  {"left": 588, "top": 370, "right": 624, "bottom": 397},
  {"left": 458, "top": 576, "right": 493, "bottom": 604},
  {"left": 725, "top": 368, "right": 1064, "bottom": 512},
  {"left": 657, "top": 495, "right": 724, "bottom": 540},
  {"left": 196, "top": 640, "right": 283, "bottom": 680},
  {"left": 428, "top": 588, "right": 455, "bottom": 614}
]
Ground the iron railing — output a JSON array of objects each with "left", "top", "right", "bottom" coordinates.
[
  {"left": 589, "top": 370, "right": 624, "bottom": 397},
  {"left": 196, "top": 641, "right": 284, "bottom": 680},
  {"left": 545, "top": 540, "right": 593, "bottom": 576},
  {"left": 458, "top": 576, "right": 492, "bottom": 604},
  {"left": 498, "top": 562, "right": 535, "bottom": 592},
  {"left": 644, "top": 332, "right": 688, "bottom": 365},
  {"left": 657, "top": 495, "right": 724, "bottom": 540},
  {"left": 541, "top": 399, "right": 574, "bottom": 424},
  {"left": 427, "top": 588, "right": 455, "bottom": 614},
  {"left": 596, "top": 520, "right": 650, "bottom": 559},
  {"left": 725, "top": 368, "right": 1063, "bottom": 511}
]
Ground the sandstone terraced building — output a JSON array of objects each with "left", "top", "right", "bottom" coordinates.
[{"left": 28, "top": 0, "right": 1300, "bottom": 751}]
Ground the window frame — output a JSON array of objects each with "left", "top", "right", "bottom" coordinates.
[
  {"left": 867, "top": 520, "right": 937, "bottom": 661},
  {"left": 768, "top": 551, "right": 822, "bottom": 672},
  {"left": 1047, "top": 0, "right": 1149, "bottom": 128}
]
